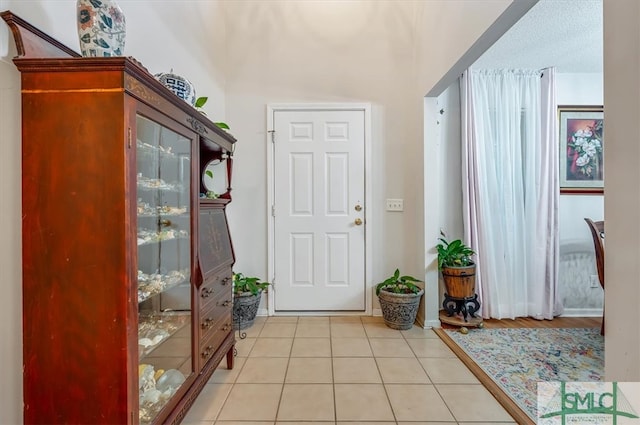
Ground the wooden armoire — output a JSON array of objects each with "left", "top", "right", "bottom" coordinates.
[{"left": 2, "top": 11, "right": 237, "bottom": 425}]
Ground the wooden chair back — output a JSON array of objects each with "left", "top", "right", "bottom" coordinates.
[{"left": 584, "top": 218, "right": 604, "bottom": 335}]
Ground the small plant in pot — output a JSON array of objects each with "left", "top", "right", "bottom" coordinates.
[
  {"left": 376, "top": 269, "right": 424, "bottom": 330},
  {"left": 437, "top": 235, "right": 481, "bottom": 323},
  {"left": 233, "top": 272, "right": 270, "bottom": 330}
]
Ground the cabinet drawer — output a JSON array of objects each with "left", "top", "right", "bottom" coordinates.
[
  {"left": 199, "top": 315, "right": 232, "bottom": 364},
  {"left": 199, "top": 268, "right": 232, "bottom": 310},
  {"left": 199, "top": 291, "right": 232, "bottom": 339}
]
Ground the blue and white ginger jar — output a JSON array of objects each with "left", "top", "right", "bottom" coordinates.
[
  {"left": 77, "top": 0, "right": 126, "bottom": 57},
  {"left": 154, "top": 72, "right": 197, "bottom": 106}
]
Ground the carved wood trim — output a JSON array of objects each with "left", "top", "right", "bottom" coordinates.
[
  {"left": 0, "top": 10, "right": 80, "bottom": 58},
  {"left": 124, "top": 74, "right": 164, "bottom": 109},
  {"left": 187, "top": 117, "right": 209, "bottom": 134}
]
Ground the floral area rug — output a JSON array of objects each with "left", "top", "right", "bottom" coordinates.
[{"left": 442, "top": 327, "right": 604, "bottom": 422}]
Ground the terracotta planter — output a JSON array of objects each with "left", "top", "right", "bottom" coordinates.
[
  {"left": 441, "top": 264, "right": 476, "bottom": 299},
  {"left": 378, "top": 289, "right": 424, "bottom": 330}
]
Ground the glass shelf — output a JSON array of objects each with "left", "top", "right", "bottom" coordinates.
[
  {"left": 137, "top": 175, "right": 185, "bottom": 192},
  {"left": 137, "top": 139, "right": 191, "bottom": 160},
  {"left": 138, "top": 311, "right": 191, "bottom": 359},
  {"left": 137, "top": 228, "right": 190, "bottom": 246},
  {"left": 138, "top": 268, "right": 190, "bottom": 303}
]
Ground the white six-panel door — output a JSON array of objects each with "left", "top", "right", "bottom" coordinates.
[{"left": 272, "top": 108, "right": 366, "bottom": 311}]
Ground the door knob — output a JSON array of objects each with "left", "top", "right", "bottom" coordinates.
[
  {"left": 354, "top": 218, "right": 363, "bottom": 226},
  {"left": 355, "top": 204, "right": 362, "bottom": 212}
]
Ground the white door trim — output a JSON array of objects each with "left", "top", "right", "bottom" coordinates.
[{"left": 266, "top": 103, "right": 372, "bottom": 316}]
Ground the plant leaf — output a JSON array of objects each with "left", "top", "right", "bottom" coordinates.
[
  {"left": 400, "top": 275, "right": 420, "bottom": 282},
  {"left": 195, "top": 96, "right": 208, "bottom": 108},
  {"left": 215, "top": 122, "right": 230, "bottom": 130},
  {"left": 405, "top": 282, "right": 421, "bottom": 294}
]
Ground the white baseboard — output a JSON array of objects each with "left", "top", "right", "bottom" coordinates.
[
  {"left": 372, "top": 308, "right": 382, "bottom": 317},
  {"left": 560, "top": 308, "right": 603, "bottom": 317},
  {"left": 256, "top": 308, "right": 269, "bottom": 317},
  {"left": 424, "top": 319, "right": 441, "bottom": 328}
]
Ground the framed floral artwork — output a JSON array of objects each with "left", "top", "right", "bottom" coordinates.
[{"left": 558, "top": 105, "right": 604, "bottom": 194}]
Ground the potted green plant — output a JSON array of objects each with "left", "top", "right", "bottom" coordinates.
[
  {"left": 232, "top": 272, "right": 270, "bottom": 330},
  {"left": 194, "top": 96, "right": 230, "bottom": 130},
  {"left": 375, "top": 269, "right": 424, "bottom": 330},
  {"left": 436, "top": 236, "right": 476, "bottom": 299}
]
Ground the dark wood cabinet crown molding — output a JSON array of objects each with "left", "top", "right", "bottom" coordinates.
[{"left": 1, "top": 10, "right": 81, "bottom": 58}]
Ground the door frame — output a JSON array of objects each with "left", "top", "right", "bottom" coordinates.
[{"left": 266, "top": 103, "right": 373, "bottom": 316}]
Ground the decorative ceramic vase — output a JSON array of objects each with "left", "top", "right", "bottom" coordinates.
[
  {"left": 76, "top": 0, "right": 126, "bottom": 57},
  {"left": 233, "top": 292, "right": 262, "bottom": 330},
  {"left": 154, "top": 71, "right": 197, "bottom": 106},
  {"left": 378, "top": 289, "right": 424, "bottom": 330}
]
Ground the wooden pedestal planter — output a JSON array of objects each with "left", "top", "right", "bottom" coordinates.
[
  {"left": 233, "top": 291, "right": 262, "bottom": 330},
  {"left": 441, "top": 263, "right": 481, "bottom": 323},
  {"left": 441, "top": 264, "right": 476, "bottom": 298},
  {"left": 378, "top": 288, "right": 424, "bottom": 330}
]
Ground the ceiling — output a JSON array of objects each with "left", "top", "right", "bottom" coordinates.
[{"left": 472, "top": 0, "right": 603, "bottom": 73}]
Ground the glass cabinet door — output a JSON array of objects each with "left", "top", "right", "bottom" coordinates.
[{"left": 136, "top": 115, "right": 193, "bottom": 424}]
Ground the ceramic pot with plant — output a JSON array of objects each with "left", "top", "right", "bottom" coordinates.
[
  {"left": 232, "top": 272, "right": 269, "bottom": 330},
  {"left": 436, "top": 236, "right": 476, "bottom": 299},
  {"left": 376, "top": 269, "right": 424, "bottom": 330}
]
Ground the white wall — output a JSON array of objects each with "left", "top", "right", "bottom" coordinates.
[
  {"left": 222, "top": 0, "right": 510, "bottom": 320},
  {"left": 0, "top": 3, "right": 21, "bottom": 422},
  {"left": 557, "top": 73, "right": 604, "bottom": 245},
  {"left": 0, "top": 2, "right": 227, "bottom": 423},
  {"left": 437, "top": 83, "right": 464, "bottom": 243},
  {"left": 557, "top": 73, "right": 604, "bottom": 106},
  {"left": 557, "top": 72, "right": 604, "bottom": 314},
  {"left": 602, "top": 0, "right": 640, "bottom": 381},
  {"left": 435, "top": 83, "right": 464, "bottom": 303}
]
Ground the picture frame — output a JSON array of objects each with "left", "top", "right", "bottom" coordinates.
[{"left": 558, "top": 105, "right": 604, "bottom": 194}]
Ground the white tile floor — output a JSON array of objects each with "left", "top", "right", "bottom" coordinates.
[{"left": 182, "top": 316, "right": 517, "bottom": 425}]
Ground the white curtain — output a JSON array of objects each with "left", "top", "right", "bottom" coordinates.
[{"left": 460, "top": 68, "right": 562, "bottom": 320}]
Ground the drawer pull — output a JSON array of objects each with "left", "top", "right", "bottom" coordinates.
[
  {"left": 201, "top": 287, "right": 214, "bottom": 298},
  {"left": 201, "top": 345, "right": 214, "bottom": 359},
  {"left": 221, "top": 276, "right": 231, "bottom": 285},
  {"left": 201, "top": 317, "right": 215, "bottom": 330},
  {"left": 218, "top": 299, "right": 231, "bottom": 307},
  {"left": 221, "top": 323, "right": 232, "bottom": 332}
]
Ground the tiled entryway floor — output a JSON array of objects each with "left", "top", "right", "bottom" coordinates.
[{"left": 182, "top": 316, "right": 516, "bottom": 425}]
